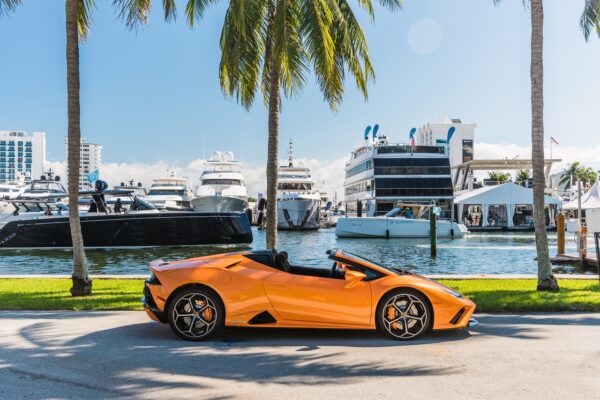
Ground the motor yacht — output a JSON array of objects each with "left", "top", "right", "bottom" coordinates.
[
  {"left": 145, "top": 171, "right": 193, "bottom": 211},
  {"left": 0, "top": 188, "right": 252, "bottom": 248},
  {"left": 277, "top": 140, "right": 321, "bottom": 230},
  {"left": 191, "top": 151, "right": 248, "bottom": 212}
]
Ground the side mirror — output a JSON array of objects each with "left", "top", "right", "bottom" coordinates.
[{"left": 344, "top": 270, "right": 366, "bottom": 288}]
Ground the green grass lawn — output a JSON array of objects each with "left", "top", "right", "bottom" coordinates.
[{"left": 0, "top": 278, "right": 599, "bottom": 313}]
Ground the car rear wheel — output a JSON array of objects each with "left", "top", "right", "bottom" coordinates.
[
  {"left": 376, "top": 289, "right": 431, "bottom": 340},
  {"left": 167, "top": 287, "right": 224, "bottom": 341}
]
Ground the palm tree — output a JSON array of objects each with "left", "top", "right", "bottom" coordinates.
[
  {"left": 515, "top": 169, "right": 530, "bottom": 186},
  {"left": 65, "top": 0, "right": 153, "bottom": 295},
  {"left": 559, "top": 162, "right": 581, "bottom": 190},
  {"left": 578, "top": 166, "right": 598, "bottom": 185},
  {"left": 494, "top": 0, "right": 558, "bottom": 291},
  {"left": 166, "top": 0, "right": 401, "bottom": 249},
  {"left": 488, "top": 171, "right": 511, "bottom": 183}
]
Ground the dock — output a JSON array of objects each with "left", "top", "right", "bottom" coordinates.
[{"left": 551, "top": 252, "right": 599, "bottom": 267}]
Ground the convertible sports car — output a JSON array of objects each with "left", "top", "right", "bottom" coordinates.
[{"left": 143, "top": 249, "right": 477, "bottom": 341}]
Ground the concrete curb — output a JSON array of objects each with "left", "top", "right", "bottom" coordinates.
[{"left": 0, "top": 274, "right": 597, "bottom": 280}]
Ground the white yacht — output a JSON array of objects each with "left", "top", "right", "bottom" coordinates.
[
  {"left": 145, "top": 171, "right": 193, "bottom": 211},
  {"left": 336, "top": 127, "right": 467, "bottom": 238},
  {"left": 0, "top": 177, "right": 27, "bottom": 213},
  {"left": 191, "top": 151, "right": 248, "bottom": 212},
  {"left": 277, "top": 140, "right": 321, "bottom": 230}
]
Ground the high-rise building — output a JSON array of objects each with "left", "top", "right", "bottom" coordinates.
[
  {"left": 66, "top": 138, "right": 102, "bottom": 189},
  {"left": 416, "top": 118, "right": 476, "bottom": 169},
  {"left": 0, "top": 130, "right": 46, "bottom": 183}
]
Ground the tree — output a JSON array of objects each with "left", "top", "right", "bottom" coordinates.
[
  {"left": 580, "top": 0, "right": 600, "bottom": 40},
  {"left": 488, "top": 171, "right": 511, "bottom": 183},
  {"left": 515, "top": 169, "right": 530, "bottom": 185},
  {"left": 559, "top": 161, "right": 581, "bottom": 189},
  {"left": 0, "top": 0, "right": 19, "bottom": 15},
  {"left": 165, "top": 0, "right": 401, "bottom": 249},
  {"left": 494, "top": 0, "right": 558, "bottom": 291},
  {"left": 578, "top": 166, "right": 597, "bottom": 185}
]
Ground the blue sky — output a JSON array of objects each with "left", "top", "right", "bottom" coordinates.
[{"left": 1, "top": 0, "right": 599, "bottom": 179}]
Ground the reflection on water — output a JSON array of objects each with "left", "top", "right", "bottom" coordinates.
[{"left": 0, "top": 228, "right": 594, "bottom": 275}]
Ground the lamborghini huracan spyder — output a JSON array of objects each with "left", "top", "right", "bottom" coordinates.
[{"left": 143, "top": 249, "right": 477, "bottom": 341}]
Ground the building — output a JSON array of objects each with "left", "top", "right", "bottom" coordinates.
[
  {"left": 66, "top": 138, "right": 102, "bottom": 189},
  {"left": 416, "top": 118, "right": 476, "bottom": 169},
  {"left": 0, "top": 130, "right": 46, "bottom": 183}
]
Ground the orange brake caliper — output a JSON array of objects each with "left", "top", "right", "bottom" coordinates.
[
  {"left": 202, "top": 307, "right": 214, "bottom": 322},
  {"left": 387, "top": 306, "right": 399, "bottom": 330}
]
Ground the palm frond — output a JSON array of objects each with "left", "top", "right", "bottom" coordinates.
[
  {"left": 581, "top": 0, "right": 600, "bottom": 41},
  {"left": 163, "top": 0, "right": 177, "bottom": 22},
  {"left": 0, "top": 0, "right": 21, "bottom": 16},
  {"left": 112, "top": 0, "right": 152, "bottom": 30},
  {"left": 78, "top": 0, "right": 97, "bottom": 41},
  {"left": 186, "top": 0, "right": 221, "bottom": 27},
  {"left": 220, "top": 0, "right": 267, "bottom": 109}
]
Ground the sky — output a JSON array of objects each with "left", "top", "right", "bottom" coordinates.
[{"left": 1, "top": 0, "right": 600, "bottom": 195}]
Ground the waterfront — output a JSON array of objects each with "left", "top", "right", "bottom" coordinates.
[{"left": 0, "top": 228, "right": 592, "bottom": 275}]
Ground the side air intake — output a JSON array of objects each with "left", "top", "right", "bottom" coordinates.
[{"left": 248, "top": 311, "right": 277, "bottom": 325}]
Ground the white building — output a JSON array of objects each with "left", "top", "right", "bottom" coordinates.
[
  {"left": 66, "top": 138, "right": 102, "bottom": 189},
  {"left": 0, "top": 130, "right": 46, "bottom": 183},
  {"left": 416, "top": 118, "right": 476, "bottom": 169}
]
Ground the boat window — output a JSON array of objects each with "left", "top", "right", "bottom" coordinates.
[
  {"left": 147, "top": 189, "right": 186, "bottom": 196},
  {"left": 202, "top": 179, "right": 241, "bottom": 186},
  {"left": 278, "top": 183, "right": 312, "bottom": 191},
  {"left": 131, "top": 197, "right": 156, "bottom": 210}
]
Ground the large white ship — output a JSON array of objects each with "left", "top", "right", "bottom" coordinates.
[
  {"left": 277, "top": 140, "right": 321, "bottom": 230},
  {"left": 191, "top": 151, "right": 248, "bottom": 213},
  {"left": 336, "top": 127, "right": 466, "bottom": 238},
  {"left": 145, "top": 171, "right": 193, "bottom": 211}
]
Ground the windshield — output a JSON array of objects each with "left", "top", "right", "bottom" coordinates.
[
  {"left": 202, "top": 179, "right": 242, "bottom": 186},
  {"left": 338, "top": 251, "right": 402, "bottom": 275},
  {"left": 147, "top": 189, "right": 185, "bottom": 196}
]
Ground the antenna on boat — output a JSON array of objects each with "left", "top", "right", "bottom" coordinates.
[{"left": 288, "top": 139, "right": 294, "bottom": 167}]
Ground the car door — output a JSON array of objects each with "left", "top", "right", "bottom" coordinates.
[{"left": 262, "top": 269, "right": 371, "bottom": 326}]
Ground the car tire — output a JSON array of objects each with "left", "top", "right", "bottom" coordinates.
[
  {"left": 376, "top": 288, "right": 432, "bottom": 341},
  {"left": 167, "top": 286, "right": 225, "bottom": 341}
]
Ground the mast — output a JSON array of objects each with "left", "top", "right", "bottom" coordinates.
[{"left": 288, "top": 139, "right": 294, "bottom": 167}]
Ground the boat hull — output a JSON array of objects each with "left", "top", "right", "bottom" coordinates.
[
  {"left": 0, "top": 212, "right": 252, "bottom": 248},
  {"left": 191, "top": 196, "right": 248, "bottom": 213},
  {"left": 335, "top": 217, "right": 467, "bottom": 238},
  {"left": 277, "top": 198, "right": 320, "bottom": 230}
]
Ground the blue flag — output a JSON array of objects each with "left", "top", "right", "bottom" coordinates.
[{"left": 87, "top": 170, "right": 99, "bottom": 184}]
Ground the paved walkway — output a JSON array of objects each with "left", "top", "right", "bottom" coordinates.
[{"left": 0, "top": 311, "right": 599, "bottom": 399}]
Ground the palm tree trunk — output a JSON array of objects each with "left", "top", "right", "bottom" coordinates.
[
  {"left": 265, "top": 56, "right": 281, "bottom": 250},
  {"left": 66, "top": 0, "right": 91, "bottom": 296},
  {"left": 530, "top": 0, "right": 558, "bottom": 292}
]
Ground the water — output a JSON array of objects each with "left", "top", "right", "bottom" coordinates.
[{"left": 0, "top": 228, "right": 593, "bottom": 275}]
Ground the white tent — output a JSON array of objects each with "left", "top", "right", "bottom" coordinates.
[
  {"left": 563, "top": 180, "right": 600, "bottom": 210},
  {"left": 455, "top": 183, "right": 561, "bottom": 228}
]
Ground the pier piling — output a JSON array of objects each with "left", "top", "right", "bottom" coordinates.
[
  {"left": 557, "top": 213, "right": 565, "bottom": 255},
  {"left": 430, "top": 212, "right": 437, "bottom": 257}
]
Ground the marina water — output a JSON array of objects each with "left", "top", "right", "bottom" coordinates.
[{"left": 0, "top": 228, "right": 590, "bottom": 275}]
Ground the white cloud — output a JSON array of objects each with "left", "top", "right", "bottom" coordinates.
[{"left": 475, "top": 142, "right": 600, "bottom": 174}]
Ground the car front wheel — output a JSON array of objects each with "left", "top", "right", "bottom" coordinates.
[{"left": 376, "top": 289, "right": 431, "bottom": 340}]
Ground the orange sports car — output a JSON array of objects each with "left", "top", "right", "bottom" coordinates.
[{"left": 143, "top": 249, "right": 477, "bottom": 341}]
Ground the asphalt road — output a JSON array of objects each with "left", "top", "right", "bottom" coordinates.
[{"left": 0, "top": 311, "right": 599, "bottom": 400}]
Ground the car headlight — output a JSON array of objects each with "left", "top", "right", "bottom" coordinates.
[{"left": 442, "top": 287, "right": 462, "bottom": 299}]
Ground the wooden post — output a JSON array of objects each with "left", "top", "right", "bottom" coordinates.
[
  {"left": 557, "top": 213, "right": 565, "bottom": 255},
  {"left": 430, "top": 211, "right": 437, "bottom": 257},
  {"left": 594, "top": 233, "right": 600, "bottom": 285}
]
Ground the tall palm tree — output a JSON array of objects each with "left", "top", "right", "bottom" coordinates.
[
  {"left": 165, "top": 0, "right": 401, "bottom": 249},
  {"left": 494, "top": 0, "right": 558, "bottom": 291}
]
